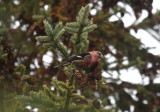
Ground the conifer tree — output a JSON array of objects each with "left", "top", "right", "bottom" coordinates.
[
  {"left": 1, "top": 0, "right": 160, "bottom": 112},
  {"left": 17, "top": 5, "right": 109, "bottom": 112},
  {"left": 0, "top": 22, "right": 30, "bottom": 112}
]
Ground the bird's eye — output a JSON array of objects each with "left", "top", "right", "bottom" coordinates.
[
  {"left": 97, "top": 52, "right": 103, "bottom": 58},
  {"left": 98, "top": 52, "right": 101, "bottom": 56}
]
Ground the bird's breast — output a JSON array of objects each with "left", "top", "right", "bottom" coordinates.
[{"left": 73, "top": 59, "right": 92, "bottom": 69}]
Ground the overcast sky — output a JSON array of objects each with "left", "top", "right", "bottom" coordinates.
[{"left": 105, "top": 0, "right": 160, "bottom": 84}]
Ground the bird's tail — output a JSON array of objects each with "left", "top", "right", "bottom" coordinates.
[{"left": 53, "top": 62, "right": 70, "bottom": 68}]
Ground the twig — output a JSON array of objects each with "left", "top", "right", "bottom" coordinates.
[{"left": 64, "top": 70, "right": 75, "bottom": 111}]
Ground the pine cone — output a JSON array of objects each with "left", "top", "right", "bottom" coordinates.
[
  {"left": 79, "top": 76, "right": 88, "bottom": 88},
  {"left": 92, "top": 99, "right": 101, "bottom": 109},
  {"left": 74, "top": 69, "right": 83, "bottom": 80}
]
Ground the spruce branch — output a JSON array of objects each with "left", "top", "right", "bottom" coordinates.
[
  {"left": 17, "top": 91, "right": 59, "bottom": 111},
  {"left": 0, "top": 22, "right": 8, "bottom": 36},
  {"left": 36, "top": 20, "right": 69, "bottom": 58},
  {"left": 14, "top": 64, "right": 26, "bottom": 75},
  {"left": 65, "top": 5, "right": 97, "bottom": 54},
  {"left": 43, "top": 85, "right": 63, "bottom": 102},
  {"left": 19, "top": 4, "right": 99, "bottom": 112},
  {"left": 72, "top": 93, "right": 85, "bottom": 100},
  {"left": 32, "top": 6, "right": 52, "bottom": 22},
  {"left": 63, "top": 5, "right": 97, "bottom": 110},
  {"left": 64, "top": 70, "right": 75, "bottom": 111}
]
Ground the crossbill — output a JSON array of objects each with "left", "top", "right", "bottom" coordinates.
[{"left": 54, "top": 51, "right": 103, "bottom": 73}]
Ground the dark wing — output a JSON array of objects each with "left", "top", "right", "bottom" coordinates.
[
  {"left": 53, "top": 62, "right": 70, "bottom": 68},
  {"left": 54, "top": 52, "right": 91, "bottom": 68},
  {"left": 66, "top": 52, "right": 91, "bottom": 62}
]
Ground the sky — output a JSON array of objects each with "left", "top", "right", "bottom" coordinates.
[
  {"left": 120, "top": 0, "right": 160, "bottom": 84},
  {"left": 104, "top": 0, "right": 160, "bottom": 84}
]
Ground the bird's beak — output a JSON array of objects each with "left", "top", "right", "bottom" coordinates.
[{"left": 100, "top": 54, "right": 104, "bottom": 59}]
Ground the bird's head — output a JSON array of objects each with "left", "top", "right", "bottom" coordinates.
[{"left": 90, "top": 51, "right": 103, "bottom": 60}]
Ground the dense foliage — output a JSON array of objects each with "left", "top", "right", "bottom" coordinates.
[{"left": 0, "top": 0, "right": 160, "bottom": 112}]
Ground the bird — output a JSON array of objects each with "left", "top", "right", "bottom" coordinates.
[{"left": 54, "top": 51, "right": 103, "bottom": 73}]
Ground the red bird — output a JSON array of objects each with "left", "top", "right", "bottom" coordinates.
[{"left": 54, "top": 51, "right": 103, "bottom": 73}]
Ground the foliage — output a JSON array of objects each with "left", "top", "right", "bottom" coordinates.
[
  {"left": 0, "top": 0, "right": 160, "bottom": 112},
  {"left": 17, "top": 5, "right": 102, "bottom": 112},
  {"left": 17, "top": 79, "right": 106, "bottom": 112}
]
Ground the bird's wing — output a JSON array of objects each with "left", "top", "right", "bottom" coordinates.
[
  {"left": 54, "top": 52, "right": 91, "bottom": 68},
  {"left": 53, "top": 62, "right": 70, "bottom": 68},
  {"left": 66, "top": 52, "right": 91, "bottom": 62}
]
